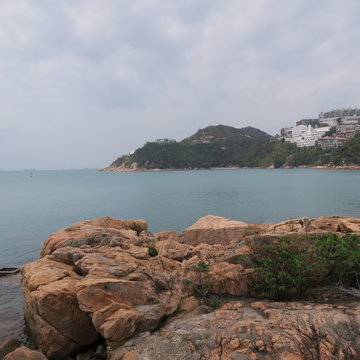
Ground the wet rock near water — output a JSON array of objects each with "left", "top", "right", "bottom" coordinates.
[
  {"left": 0, "top": 338, "right": 20, "bottom": 359},
  {"left": 21, "top": 215, "right": 360, "bottom": 359}
]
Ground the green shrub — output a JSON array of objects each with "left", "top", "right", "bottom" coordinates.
[
  {"left": 314, "top": 233, "right": 360, "bottom": 287},
  {"left": 192, "top": 280, "right": 212, "bottom": 299},
  {"left": 234, "top": 254, "right": 255, "bottom": 268},
  {"left": 197, "top": 261, "right": 211, "bottom": 273},
  {"left": 255, "top": 240, "right": 315, "bottom": 301},
  {"left": 255, "top": 233, "right": 360, "bottom": 301},
  {"left": 242, "top": 229, "right": 259, "bottom": 236},
  {"left": 192, "top": 261, "right": 212, "bottom": 301},
  {"left": 147, "top": 246, "right": 158, "bottom": 257},
  {"left": 205, "top": 294, "right": 224, "bottom": 309}
]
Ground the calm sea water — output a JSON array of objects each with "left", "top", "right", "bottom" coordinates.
[{"left": 0, "top": 168, "right": 360, "bottom": 342}]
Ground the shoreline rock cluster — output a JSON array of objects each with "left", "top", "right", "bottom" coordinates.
[{"left": 2, "top": 215, "right": 360, "bottom": 359}]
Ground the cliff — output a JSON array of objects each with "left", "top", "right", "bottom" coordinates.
[{"left": 17, "top": 215, "right": 360, "bottom": 359}]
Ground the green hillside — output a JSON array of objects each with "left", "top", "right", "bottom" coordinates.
[{"left": 109, "top": 126, "right": 360, "bottom": 169}]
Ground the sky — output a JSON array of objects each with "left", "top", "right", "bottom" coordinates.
[{"left": 0, "top": 0, "right": 360, "bottom": 170}]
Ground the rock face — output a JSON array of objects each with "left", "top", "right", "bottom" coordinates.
[
  {"left": 22, "top": 215, "right": 360, "bottom": 360},
  {"left": 4, "top": 346, "right": 47, "bottom": 360},
  {"left": 23, "top": 218, "right": 183, "bottom": 359},
  {"left": 0, "top": 338, "right": 20, "bottom": 359},
  {"left": 40, "top": 217, "right": 147, "bottom": 257},
  {"left": 112, "top": 300, "right": 360, "bottom": 360},
  {"left": 179, "top": 215, "right": 268, "bottom": 246},
  {"left": 268, "top": 215, "right": 360, "bottom": 234}
]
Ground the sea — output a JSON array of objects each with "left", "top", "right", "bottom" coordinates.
[{"left": 1, "top": 168, "right": 360, "bottom": 343}]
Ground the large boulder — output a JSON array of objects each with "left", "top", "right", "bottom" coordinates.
[
  {"left": 22, "top": 215, "right": 360, "bottom": 360},
  {"left": 180, "top": 215, "right": 268, "bottom": 246},
  {"left": 41, "top": 217, "right": 147, "bottom": 256},
  {"left": 23, "top": 218, "right": 184, "bottom": 359},
  {"left": 156, "top": 239, "right": 192, "bottom": 261},
  {"left": 22, "top": 258, "right": 99, "bottom": 359}
]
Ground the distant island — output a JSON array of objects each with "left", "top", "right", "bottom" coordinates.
[{"left": 103, "top": 124, "right": 360, "bottom": 171}]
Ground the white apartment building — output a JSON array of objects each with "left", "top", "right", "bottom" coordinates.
[
  {"left": 281, "top": 107, "right": 359, "bottom": 148},
  {"left": 319, "top": 118, "right": 339, "bottom": 127},
  {"left": 285, "top": 125, "right": 330, "bottom": 147}
]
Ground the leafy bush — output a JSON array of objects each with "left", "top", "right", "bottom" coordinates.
[
  {"left": 255, "top": 233, "right": 360, "bottom": 301},
  {"left": 205, "top": 294, "right": 224, "bottom": 309},
  {"left": 192, "top": 280, "right": 212, "bottom": 300},
  {"left": 192, "top": 261, "right": 212, "bottom": 302},
  {"left": 191, "top": 262, "right": 225, "bottom": 309},
  {"left": 255, "top": 239, "right": 316, "bottom": 301},
  {"left": 242, "top": 229, "right": 258, "bottom": 236},
  {"left": 147, "top": 246, "right": 158, "bottom": 257},
  {"left": 234, "top": 254, "right": 255, "bottom": 268},
  {"left": 314, "top": 233, "right": 360, "bottom": 287},
  {"left": 197, "top": 261, "right": 211, "bottom": 273}
]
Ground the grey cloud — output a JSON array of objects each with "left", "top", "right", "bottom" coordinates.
[{"left": 0, "top": 0, "right": 360, "bottom": 169}]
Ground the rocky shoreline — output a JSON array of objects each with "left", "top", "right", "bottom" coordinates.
[
  {"left": 101, "top": 164, "right": 360, "bottom": 172},
  {"left": 2, "top": 215, "right": 360, "bottom": 359}
]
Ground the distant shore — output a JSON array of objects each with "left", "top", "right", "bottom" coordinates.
[{"left": 101, "top": 164, "right": 360, "bottom": 172}]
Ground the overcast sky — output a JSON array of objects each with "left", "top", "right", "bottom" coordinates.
[{"left": 1, "top": 0, "right": 359, "bottom": 170}]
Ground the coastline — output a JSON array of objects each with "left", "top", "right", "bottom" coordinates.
[
  {"left": 101, "top": 164, "right": 360, "bottom": 172},
  {"left": 9, "top": 214, "right": 360, "bottom": 360}
]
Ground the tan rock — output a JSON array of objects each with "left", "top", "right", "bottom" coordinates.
[
  {"left": 210, "top": 263, "right": 254, "bottom": 296},
  {"left": 75, "top": 258, "right": 183, "bottom": 349},
  {"left": 21, "top": 215, "right": 360, "bottom": 360},
  {"left": 180, "top": 215, "right": 269, "bottom": 246},
  {"left": 154, "top": 231, "right": 179, "bottom": 242},
  {"left": 111, "top": 300, "right": 360, "bottom": 360},
  {"left": 22, "top": 258, "right": 99, "bottom": 359},
  {"left": 4, "top": 347, "right": 47, "bottom": 360},
  {"left": 180, "top": 215, "right": 249, "bottom": 246},
  {"left": 177, "top": 296, "right": 200, "bottom": 313},
  {"left": 268, "top": 217, "right": 312, "bottom": 233},
  {"left": 268, "top": 215, "right": 360, "bottom": 235},
  {"left": 278, "top": 353, "right": 304, "bottom": 360},
  {"left": 23, "top": 222, "right": 183, "bottom": 358},
  {"left": 0, "top": 338, "right": 20, "bottom": 360},
  {"left": 41, "top": 217, "right": 147, "bottom": 256},
  {"left": 309, "top": 215, "right": 360, "bottom": 233},
  {"left": 156, "top": 239, "right": 192, "bottom": 261}
]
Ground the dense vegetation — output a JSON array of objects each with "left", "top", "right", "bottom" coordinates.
[
  {"left": 110, "top": 125, "right": 360, "bottom": 169},
  {"left": 254, "top": 233, "right": 360, "bottom": 301}
]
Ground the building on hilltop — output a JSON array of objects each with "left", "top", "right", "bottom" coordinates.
[
  {"left": 280, "top": 127, "right": 293, "bottom": 138},
  {"left": 319, "top": 118, "right": 339, "bottom": 127},
  {"left": 319, "top": 107, "right": 360, "bottom": 119},
  {"left": 154, "top": 138, "right": 176, "bottom": 144},
  {"left": 336, "top": 124, "right": 360, "bottom": 139},
  {"left": 317, "top": 137, "right": 348, "bottom": 149},
  {"left": 295, "top": 119, "right": 320, "bottom": 127},
  {"left": 281, "top": 107, "right": 360, "bottom": 148},
  {"left": 284, "top": 124, "right": 330, "bottom": 147},
  {"left": 319, "top": 107, "right": 360, "bottom": 127},
  {"left": 341, "top": 116, "right": 360, "bottom": 125}
]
